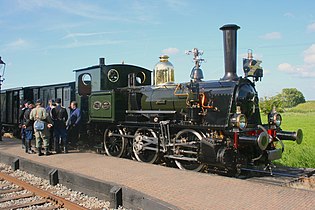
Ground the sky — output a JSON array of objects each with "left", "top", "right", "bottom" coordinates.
[{"left": 0, "top": 0, "right": 315, "bottom": 100}]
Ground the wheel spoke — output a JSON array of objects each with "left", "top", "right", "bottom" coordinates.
[
  {"left": 133, "top": 128, "right": 159, "bottom": 164},
  {"left": 174, "top": 129, "right": 205, "bottom": 172},
  {"left": 104, "top": 126, "right": 126, "bottom": 157}
]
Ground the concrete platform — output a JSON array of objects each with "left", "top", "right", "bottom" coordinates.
[{"left": 0, "top": 138, "right": 314, "bottom": 210}]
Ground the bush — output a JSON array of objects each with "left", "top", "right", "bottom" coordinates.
[{"left": 259, "top": 96, "right": 284, "bottom": 115}]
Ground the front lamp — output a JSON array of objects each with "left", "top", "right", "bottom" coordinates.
[
  {"left": 237, "top": 114, "right": 247, "bottom": 130},
  {"left": 231, "top": 114, "right": 248, "bottom": 130},
  {"left": 269, "top": 113, "right": 282, "bottom": 127}
]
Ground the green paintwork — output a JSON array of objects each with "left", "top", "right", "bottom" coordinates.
[
  {"left": 141, "top": 86, "right": 187, "bottom": 111},
  {"left": 87, "top": 90, "right": 128, "bottom": 122},
  {"left": 90, "top": 92, "right": 113, "bottom": 119}
]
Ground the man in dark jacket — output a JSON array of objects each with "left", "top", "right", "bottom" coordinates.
[
  {"left": 22, "top": 102, "right": 35, "bottom": 154},
  {"left": 19, "top": 100, "right": 29, "bottom": 149},
  {"left": 46, "top": 99, "right": 55, "bottom": 151},
  {"left": 51, "top": 98, "right": 68, "bottom": 153},
  {"left": 67, "top": 101, "right": 81, "bottom": 148}
]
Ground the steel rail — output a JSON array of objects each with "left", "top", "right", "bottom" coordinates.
[
  {"left": 0, "top": 171, "right": 88, "bottom": 210},
  {"left": 2, "top": 199, "right": 49, "bottom": 210},
  {"left": 0, "top": 187, "right": 23, "bottom": 194}
]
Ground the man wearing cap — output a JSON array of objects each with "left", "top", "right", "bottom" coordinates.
[
  {"left": 51, "top": 98, "right": 68, "bottom": 153},
  {"left": 29, "top": 99, "right": 53, "bottom": 156},
  {"left": 22, "top": 101, "right": 35, "bottom": 154}
]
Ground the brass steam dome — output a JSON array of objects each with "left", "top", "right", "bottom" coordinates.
[{"left": 153, "top": 55, "right": 175, "bottom": 86}]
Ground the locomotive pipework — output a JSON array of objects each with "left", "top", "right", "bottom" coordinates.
[{"left": 200, "top": 93, "right": 215, "bottom": 110}]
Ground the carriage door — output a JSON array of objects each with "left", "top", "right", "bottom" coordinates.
[
  {"left": 33, "top": 89, "right": 39, "bottom": 102},
  {"left": 56, "top": 88, "right": 63, "bottom": 102},
  {"left": 63, "top": 87, "right": 71, "bottom": 116},
  {"left": 12, "top": 90, "right": 20, "bottom": 124}
]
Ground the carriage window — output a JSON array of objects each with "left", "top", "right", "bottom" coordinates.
[
  {"left": 65, "top": 89, "right": 70, "bottom": 101},
  {"left": 19, "top": 90, "right": 24, "bottom": 101},
  {"left": 82, "top": 74, "right": 92, "bottom": 85}
]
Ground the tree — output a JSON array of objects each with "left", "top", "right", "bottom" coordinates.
[
  {"left": 278, "top": 88, "right": 305, "bottom": 108},
  {"left": 259, "top": 96, "right": 284, "bottom": 115},
  {"left": 259, "top": 88, "right": 305, "bottom": 115}
]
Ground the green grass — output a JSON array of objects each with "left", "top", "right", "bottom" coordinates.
[
  {"left": 275, "top": 112, "right": 315, "bottom": 168},
  {"left": 261, "top": 101, "right": 315, "bottom": 168},
  {"left": 286, "top": 100, "right": 315, "bottom": 113}
]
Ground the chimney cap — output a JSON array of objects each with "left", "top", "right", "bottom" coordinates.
[
  {"left": 220, "top": 24, "right": 240, "bottom": 31},
  {"left": 99, "top": 57, "right": 105, "bottom": 65}
]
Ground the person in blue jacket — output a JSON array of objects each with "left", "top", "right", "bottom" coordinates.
[{"left": 66, "top": 101, "right": 81, "bottom": 148}]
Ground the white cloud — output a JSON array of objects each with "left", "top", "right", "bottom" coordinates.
[
  {"left": 17, "top": 0, "right": 190, "bottom": 25},
  {"left": 307, "top": 22, "right": 315, "bottom": 32},
  {"left": 278, "top": 63, "right": 315, "bottom": 77},
  {"left": 48, "top": 39, "right": 126, "bottom": 49},
  {"left": 278, "top": 44, "right": 315, "bottom": 77},
  {"left": 16, "top": 0, "right": 133, "bottom": 22},
  {"left": 162, "top": 47, "right": 179, "bottom": 55},
  {"left": 62, "top": 31, "right": 126, "bottom": 39},
  {"left": 303, "top": 44, "right": 315, "bottom": 64},
  {"left": 259, "top": 32, "right": 282, "bottom": 40},
  {"left": 278, "top": 63, "right": 296, "bottom": 73},
  {"left": 4, "top": 38, "right": 30, "bottom": 50}
]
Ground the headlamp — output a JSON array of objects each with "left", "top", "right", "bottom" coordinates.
[
  {"left": 269, "top": 113, "right": 282, "bottom": 127},
  {"left": 231, "top": 113, "right": 247, "bottom": 130},
  {"left": 237, "top": 114, "right": 247, "bottom": 130}
]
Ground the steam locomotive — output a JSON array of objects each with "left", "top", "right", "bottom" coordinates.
[
  {"left": 73, "top": 24, "right": 302, "bottom": 174},
  {"left": 1, "top": 24, "right": 303, "bottom": 175}
]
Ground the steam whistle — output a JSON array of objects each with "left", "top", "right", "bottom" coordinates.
[
  {"left": 243, "top": 49, "right": 263, "bottom": 82},
  {"left": 185, "top": 48, "right": 205, "bottom": 82}
]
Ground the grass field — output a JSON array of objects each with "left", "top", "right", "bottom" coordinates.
[{"left": 262, "top": 101, "right": 315, "bottom": 168}]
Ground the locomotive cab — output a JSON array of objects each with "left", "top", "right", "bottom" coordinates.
[{"left": 74, "top": 58, "right": 151, "bottom": 123}]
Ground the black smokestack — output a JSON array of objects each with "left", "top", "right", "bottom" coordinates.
[{"left": 220, "top": 24, "right": 240, "bottom": 81}]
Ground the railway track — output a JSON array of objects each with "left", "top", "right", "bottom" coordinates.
[
  {"left": 0, "top": 164, "right": 110, "bottom": 210},
  {"left": 0, "top": 171, "right": 89, "bottom": 210}
]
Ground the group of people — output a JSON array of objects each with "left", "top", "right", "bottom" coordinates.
[{"left": 19, "top": 98, "right": 81, "bottom": 156}]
